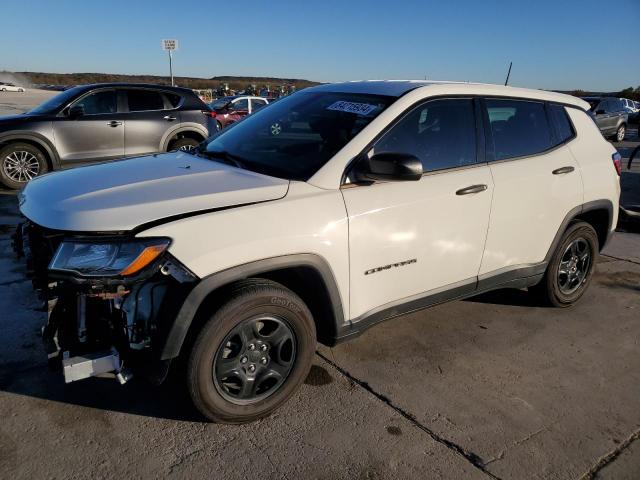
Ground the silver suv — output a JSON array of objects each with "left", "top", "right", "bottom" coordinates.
[{"left": 0, "top": 83, "right": 213, "bottom": 189}]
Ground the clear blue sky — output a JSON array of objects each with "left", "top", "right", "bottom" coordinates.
[{"left": 2, "top": 0, "right": 639, "bottom": 91}]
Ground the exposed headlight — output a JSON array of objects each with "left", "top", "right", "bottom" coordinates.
[{"left": 49, "top": 238, "right": 170, "bottom": 277}]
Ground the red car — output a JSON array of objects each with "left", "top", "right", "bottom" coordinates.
[{"left": 209, "top": 95, "right": 269, "bottom": 130}]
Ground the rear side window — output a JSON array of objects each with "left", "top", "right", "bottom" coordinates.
[
  {"left": 127, "top": 90, "right": 165, "bottom": 111},
  {"left": 373, "top": 98, "right": 477, "bottom": 172},
  {"left": 548, "top": 104, "right": 574, "bottom": 144},
  {"left": 485, "top": 99, "right": 552, "bottom": 160},
  {"left": 165, "top": 93, "right": 182, "bottom": 108}
]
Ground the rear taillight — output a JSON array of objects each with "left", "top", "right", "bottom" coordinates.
[
  {"left": 202, "top": 110, "right": 216, "bottom": 118},
  {"left": 612, "top": 152, "right": 622, "bottom": 176}
]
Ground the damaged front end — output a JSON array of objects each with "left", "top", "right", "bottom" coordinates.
[{"left": 12, "top": 221, "right": 197, "bottom": 385}]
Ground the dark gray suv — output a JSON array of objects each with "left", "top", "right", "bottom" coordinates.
[
  {"left": 0, "top": 83, "right": 213, "bottom": 189},
  {"left": 583, "top": 96, "right": 628, "bottom": 142}
]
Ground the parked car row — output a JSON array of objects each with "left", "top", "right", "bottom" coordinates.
[
  {"left": 0, "top": 83, "right": 214, "bottom": 189},
  {"left": 208, "top": 95, "right": 270, "bottom": 130}
]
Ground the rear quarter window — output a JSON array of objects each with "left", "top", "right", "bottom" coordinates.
[{"left": 548, "top": 104, "right": 575, "bottom": 145}]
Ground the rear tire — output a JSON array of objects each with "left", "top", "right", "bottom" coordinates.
[
  {"left": 0, "top": 142, "right": 49, "bottom": 190},
  {"left": 187, "top": 279, "right": 316, "bottom": 423},
  {"left": 531, "top": 221, "right": 598, "bottom": 307}
]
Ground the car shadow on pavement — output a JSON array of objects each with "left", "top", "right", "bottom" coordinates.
[{"left": 0, "top": 360, "right": 207, "bottom": 422}]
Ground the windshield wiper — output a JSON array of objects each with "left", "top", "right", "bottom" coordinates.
[{"left": 198, "top": 149, "right": 247, "bottom": 169}]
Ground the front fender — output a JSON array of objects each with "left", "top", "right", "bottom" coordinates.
[{"left": 158, "top": 254, "right": 345, "bottom": 360}]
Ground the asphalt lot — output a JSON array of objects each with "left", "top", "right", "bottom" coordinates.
[{"left": 0, "top": 91, "right": 639, "bottom": 479}]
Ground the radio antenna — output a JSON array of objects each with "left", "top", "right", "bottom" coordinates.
[{"left": 504, "top": 61, "right": 513, "bottom": 86}]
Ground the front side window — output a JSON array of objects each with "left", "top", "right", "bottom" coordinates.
[
  {"left": 203, "top": 91, "right": 393, "bottom": 180},
  {"left": 72, "top": 90, "right": 117, "bottom": 115},
  {"left": 126, "top": 89, "right": 164, "bottom": 112},
  {"left": 548, "top": 104, "right": 574, "bottom": 144},
  {"left": 486, "top": 99, "right": 552, "bottom": 160},
  {"left": 372, "top": 99, "right": 477, "bottom": 171}
]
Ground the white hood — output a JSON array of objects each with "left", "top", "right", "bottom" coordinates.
[{"left": 19, "top": 152, "right": 289, "bottom": 232}]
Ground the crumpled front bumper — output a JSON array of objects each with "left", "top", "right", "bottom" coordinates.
[{"left": 12, "top": 220, "right": 196, "bottom": 385}]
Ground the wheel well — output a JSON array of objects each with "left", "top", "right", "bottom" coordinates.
[
  {"left": 574, "top": 208, "right": 610, "bottom": 250},
  {"left": 180, "top": 266, "right": 339, "bottom": 357},
  {"left": 166, "top": 130, "right": 206, "bottom": 150},
  {"left": 0, "top": 139, "right": 53, "bottom": 171}
]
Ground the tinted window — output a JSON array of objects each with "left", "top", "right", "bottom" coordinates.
[
  {"left": 73, "top": 90, "right": 117, "bottom": 115},
  {"left": 204, "top": 91, "right": 392, "bottom": 180},
  {"left": 165, "top": 93, "right": 181, "bottom": 108},
  {"left": 252, "top": 99, "right": 267, "bottom": 111},
  {"left": 127, "top": 90, "right": 164, "bottom": 111},
  {"left": 232, "top": 98, "right": 249, "bottom": 111},
  {"left": 486, "top": 99, "right": 552, "bottom": 160},
  {"left": 373, "top": 99, "right": 476, "bottom": 171},
  {"left": 548, "top": 104, "right": 574, "bottom": 144}
]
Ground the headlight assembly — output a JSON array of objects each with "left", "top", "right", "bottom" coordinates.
[{"left": 49, "top": 238, "right": 170, "bottom": 278}]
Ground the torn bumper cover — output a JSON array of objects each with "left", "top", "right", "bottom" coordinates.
[{"left": 13, "top": 221, "right": 197, "bottom": 385}]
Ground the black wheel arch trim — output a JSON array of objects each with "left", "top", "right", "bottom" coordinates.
[
  {"left": 543, "top": 199, "right": 615, "bottom": 261},
  {"left": 0, "top": 132, "right": 61, "bottom": 169},
  {"left": 159, "top": 253, "right": 345, "bottom": 360}
]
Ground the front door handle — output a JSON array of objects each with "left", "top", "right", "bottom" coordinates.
[
  {"left": 456, "top": 184, "right": 488, "bottom": 195},
  {"left": 107, "top": 121, "right": 122, "bottom": 127},
  {"left": 164, "top": 115, "right": 177, "bottom": 121},
  {"left": 552, "top": 166, "right": 575, "bottom": 175}
]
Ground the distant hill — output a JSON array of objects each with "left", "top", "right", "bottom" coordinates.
[{"left": 11, "top": 71, "right": 320, "bottom": 91}]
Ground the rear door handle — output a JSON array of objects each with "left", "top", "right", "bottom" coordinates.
[
  {"left": 164, "top": 115, "right": 177, "bottom": 121},
  {"left": 552, "top": 166, "right": 575, "bottom": 175},
  {"left": 456, "top": 184, "right": 488, "bottom": 195},
  {"left": 107, "top": 121, "right": 122, "bottom": 127}
]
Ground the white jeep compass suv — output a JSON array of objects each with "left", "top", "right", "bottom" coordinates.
[{"left": 14, "top": 81, "right": 621, "bottom": 423}]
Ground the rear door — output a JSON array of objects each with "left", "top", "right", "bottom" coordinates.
[
  {"left": 52, "top": 88, "right": 124, "bottom": 164},
  {"left": 123, "top": 88, "right": 176, "bottom": 156},
  {"left": 478, "top": 99, "right": 582, "bottom": 280}
]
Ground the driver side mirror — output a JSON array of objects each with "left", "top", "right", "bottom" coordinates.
[
  {"left": 595, "top": 109, "right": 605, "bottom": 115},
  {"left": 68, "top": 105, "right": 85, "bottom": 119},
  {"left": 354, "top": 152, "right": 423, "bottom": 182}
]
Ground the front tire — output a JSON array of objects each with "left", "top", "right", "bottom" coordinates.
[
  {"left": 0, "top": 142, "right": 49, "bottom": 189},
  {"left": 187, "top": 279, "right": 316, "bottom": 423},
  {"left": 532, "top": 221, "right": 598, "bottom": 307}
]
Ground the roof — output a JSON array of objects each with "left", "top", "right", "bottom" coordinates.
[
  {"left": 306, "top": 80, "right": 589, "bottom": 109},
  {"left": 72, "top": 83, "right": 195, "bottom": 93}
]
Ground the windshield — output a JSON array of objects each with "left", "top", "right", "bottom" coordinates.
[
  {"left": 28, "top": 86, "right": 86, "bottom": 114},
  {"left": 203, "top": 91, "right": 394, "bottom": 180}
]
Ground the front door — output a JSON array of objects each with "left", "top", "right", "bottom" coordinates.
[
  {"left": 343, "top": 98, "right": 493, "bottom": 319},
  {"left": 53, "top": 89, "right": 124, "bottom": 164}
]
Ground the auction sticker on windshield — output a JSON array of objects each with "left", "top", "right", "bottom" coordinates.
[{"left": 327, "top": 101, "right": 378, "bottom": 116}]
